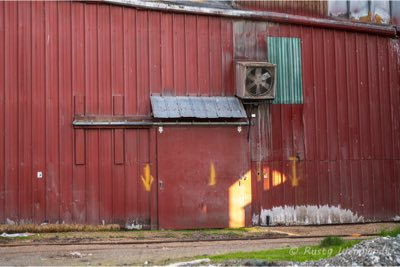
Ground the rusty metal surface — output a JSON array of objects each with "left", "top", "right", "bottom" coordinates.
[
  {"left": 157, "top": 127, "right": 251, "bottom": 230},
  {"left": 151, "top": 96, "right": 247, "bottom": 119},
  {"left": 104, "top": 0, "right": 397, "bottom": 37},
  {"left": 235, "top": 0, "right": 328, "bottom": 18}
]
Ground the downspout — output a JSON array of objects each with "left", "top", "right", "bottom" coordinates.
[{"left": 103, "top": 0, "right": 398, "bottom": 38}]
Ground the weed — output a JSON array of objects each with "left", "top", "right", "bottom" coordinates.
[
  {"left": 379, "top": 226, "right": 400, "bottom": 237},
  {"left": 320, "top": 236, "right": 345, "bottom": 247}
]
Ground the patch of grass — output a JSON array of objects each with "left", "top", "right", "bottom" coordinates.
[
  {"left": 320, "top": 236, "right": 345, "bottom": 247},
  {"left": 379, "top": 226, "right": 400, "bottom": 237},
  {"left": 209, "top": 239, "right": 360, "bottom": 263}
]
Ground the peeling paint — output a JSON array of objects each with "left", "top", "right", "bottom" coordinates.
[
  {"left": 6, "top": 218, "right": 16, "bottom": 225},
  {"left": 252, "top": 213, "right": 260, "bottom": 225},
  {"left": 125, "top": 221, "right": 143, "bottom": 230},
  {"left": 259, "top": 205, "right": 364, "bottom": 226}
]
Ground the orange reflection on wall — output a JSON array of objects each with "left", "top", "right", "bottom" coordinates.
[
  {"left": 229, "top": 171, "right": 252, "bottom": 228},
  {"left": 263, "top": 166, "right": 287, "bottom": 191}
]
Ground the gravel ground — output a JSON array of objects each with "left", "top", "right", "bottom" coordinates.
[{"left": 299, "top": 235, "right": 400, "bottom": 266}]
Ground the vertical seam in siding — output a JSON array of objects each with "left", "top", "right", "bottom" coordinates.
[
  {"left": 322, "top": 31, "right": 328, "bottom": 162},
  {"left": 343, "top": 32, "right": 352, "bottom": 208},
  {"left": 219, "top": 20, "right": 223, "bottom": 96},
  {"left": 56, "top": 0, "right": 61, "bottom": 222},
  {"left": 311, "top": 28, "right": 319, "bottom": 202},
  {"left": 96, "top": 3, "right": 100, "bottom": 222},
  {"left": 122, "top": 8, "right": 126, "bottom": 218},
  {"left": 83, "top": 3, "right": 87, "bottom": 223},
  {"left": 355, "top": 33, "right": 363, "bottom": 210},
  {"left": 387, "top": 40, "right": 394, "bottom": 159},
  {"left": 2, "top": 1, "right": 5, "bottom": 222},
  {"left": 16, "top": 1, "right": 20, "bottom": 222},
  {"left": 135, "top": 9, "right": 138, "bottom": 114},
  {"left": 43, "top": 1, "right": 48, "bottom": 221},
  {"left": 29, "top": 0, "right": 34, "bottom": 221},
  {"left": 345, "top": 32, "right": 351, "bottom": 160}
]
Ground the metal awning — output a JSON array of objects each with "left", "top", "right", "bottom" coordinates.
[{"left": 150, "top": 96, "right": 247, "bottom": 119}]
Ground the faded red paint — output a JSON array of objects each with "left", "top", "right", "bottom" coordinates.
[
  {"left": 157, "top": 127, "right": 251, "bottom": 230},
  {"left": 0, "top": 1, "right": 399, "bottom": 227},
  {"left": 235, "top": 21, "right": 400, "bottom": 221}
]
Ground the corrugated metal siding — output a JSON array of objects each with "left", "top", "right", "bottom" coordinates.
[
  {"left": 150, "top": 96, "right": 247, "bottom": 119},
  {"left": 234, "top": 20, "right": 400, "bottom": 221},
  {"left": 0, "top": 1, "right": 399, "bottom": 226},
  {"left": 0, "top": 1, "right": 234, "bottom": 225},
  {"left": 267, "top": 37, "right": 303, "bottom": 104},
  {"left": 235, "top": 0, "right": 328, "bottom": 18}
]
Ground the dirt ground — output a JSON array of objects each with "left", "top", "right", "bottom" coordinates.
[{"left": 0, "top": 222, "right": 398, "bottom": 266}]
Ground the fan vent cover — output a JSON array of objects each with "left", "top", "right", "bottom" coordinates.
[{"left": 236, "top": 61, "right": 276, "bottom": 100}]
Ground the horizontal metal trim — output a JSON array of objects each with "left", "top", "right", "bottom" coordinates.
[
  {"left": 103, "top": 0, "right": 397, "bottom": 37},
  {"left": 73, "top": 120, "right": 249, "bottom": 127}
]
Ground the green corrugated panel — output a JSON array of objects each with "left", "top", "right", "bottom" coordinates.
[{"left": 267, "top": 37, "right": 303, "bottom": 104}]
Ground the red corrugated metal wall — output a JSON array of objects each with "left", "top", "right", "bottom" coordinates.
[
  {"left": 0, "top": 1, "right": 234, "bottom": 226},
  {"left": 235, "top": 21, "right": 400, "bottom": 222},
  {"left": 0, "top": 1, "right": 399, "bottom": 226}
]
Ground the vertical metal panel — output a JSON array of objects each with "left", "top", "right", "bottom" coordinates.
[
  {"left": 71, "top": 2, "right": 86, "bottom": 223},
  {"left": 185, "top": 15, "right": 198, "bottom": 94},
  {"left": 17, "top": 1, "right": 32, "bottom": 221},
  {"left": 58, "top": 1, "right": 73, "bottom": 223},
  {"left": 0, "top": 0, "right": 5, "bottom": 223},
  {"left": 45, "top": 1, "right": 60, "bottom": 222},
  {"left": 160, "top": 13, "right": 172, "bottom": 94},
  {"left": 197, "top": 16, "right": 210, "bottom": 96},
  {"left": 173, "top": 14, "right": 186, "bottom": 96},
  {"left": 267, "top": 37, "right": 303, "bottom": 104},
  {"left": 149, "top": 11, "right": 162, "bottom": 95},
  {"left": 4, "top": 1, "right": 19, "bottom": 223},
  {"left": 123, "top": 7, "right": 137, "bottom": 115}
]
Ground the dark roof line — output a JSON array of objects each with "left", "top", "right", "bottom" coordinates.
[{"left": 103, "top": 0, "right": 397, "bottom": 37}]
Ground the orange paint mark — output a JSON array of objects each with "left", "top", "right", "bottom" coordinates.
[{"left": 141, "top": 164, "right": 154, "bottom": 192}]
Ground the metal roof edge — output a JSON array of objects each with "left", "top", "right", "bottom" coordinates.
[{"left": 103, "top": 0, "right": 397, "bottom": 37}]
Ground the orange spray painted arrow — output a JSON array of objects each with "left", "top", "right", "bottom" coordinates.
[{"left": 141, "top": 164, "right": 154, "bottom": 192}]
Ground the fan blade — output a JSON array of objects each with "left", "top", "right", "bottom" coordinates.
[
  {"left": 256, "top": 84, "right": 261, "bottom": 95},
  {"left": 246, "top": 72, "right": 256, "bottom": 81},
  {"left": 246, "top": 81, "right": 256, "bottom": 90},
  {"left": 255, "top": 67, "right": 262, "bottom": 77},
  {"left": 261, "top": 81, "right": 270, "bottom": 89}
]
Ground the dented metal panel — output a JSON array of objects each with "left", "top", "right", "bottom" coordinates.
[{"left": 150, "top": 96, "right": 247, "bottom": 119}]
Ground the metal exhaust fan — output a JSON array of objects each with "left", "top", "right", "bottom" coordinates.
[{"left": 236, "top": 61, "right": 277, "bottom": 100}]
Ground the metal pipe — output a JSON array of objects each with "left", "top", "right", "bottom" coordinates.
[
  {"left": 73, "top": 120, "right": 249, "bottom": 127},
  {"left": 103, "top": 0, "right": 397, "bottom": 37}
]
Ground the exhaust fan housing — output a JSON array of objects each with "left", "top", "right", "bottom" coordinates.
[{"left": 236, "top": 61, "right": 277, "bottom": 100}]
